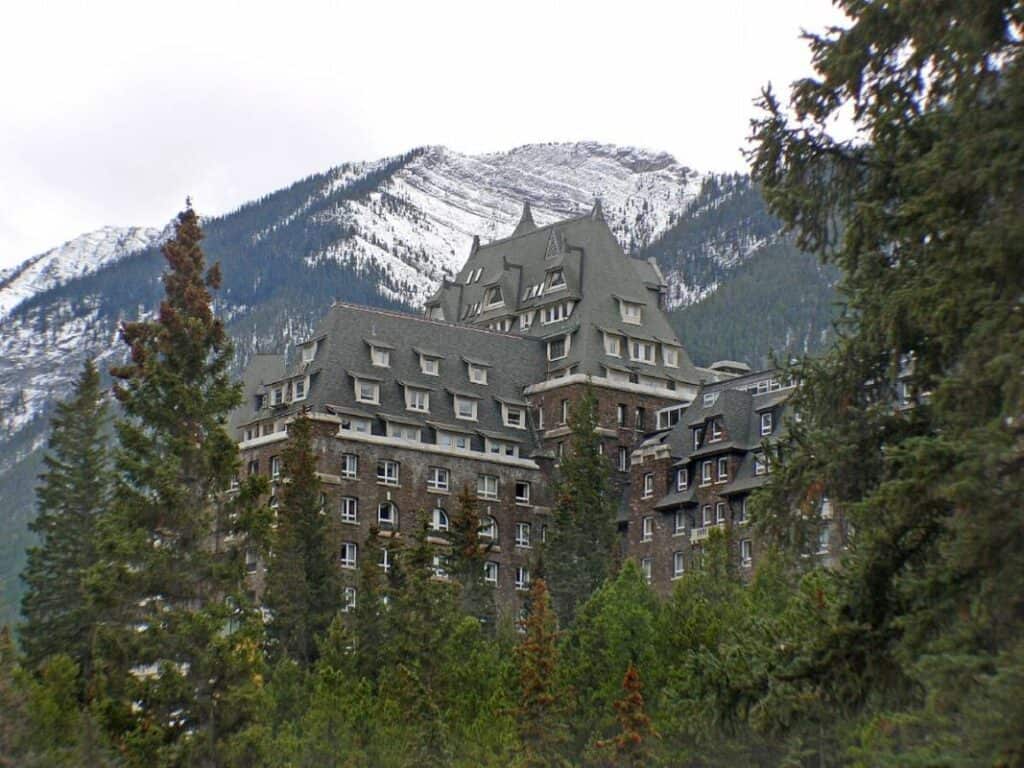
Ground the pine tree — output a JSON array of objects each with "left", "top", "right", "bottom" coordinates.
[
  {"left": 545, "top": 386, "right": 617, "bottom": 626},
  {"left": 263, "top": 415, "right": 340, "bottom": 666},
  {"left": 515, "top": 578, "right": 567, "bottom": 767},
  {"left": 597, "top": 663, "right": 658, "bottom": 768},
  {"left": 447, "top": 483, "right": 495, "bottom": 625},
  {"left": 20, "top": 358, "right": 109, "bottom": 680},
  {"left": 95, "top": 203, "right": 264, "bottom": 766}
]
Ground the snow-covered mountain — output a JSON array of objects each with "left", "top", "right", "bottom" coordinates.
[{"left": 0, "top": 141, "right": 827, "bottom": 625}]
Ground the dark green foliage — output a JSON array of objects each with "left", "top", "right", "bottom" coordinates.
[
  {"left": 447, "top": 483, "right": 495, "bottom": 625},
  {"left": 20, "top": 359, "right": 109, "bottom": 678},
  {"left": 264, "top": 416, "right": 340, "bottom": 666},
  {"left": 545, "top": 387, "right": 617, "bottom": 625}
]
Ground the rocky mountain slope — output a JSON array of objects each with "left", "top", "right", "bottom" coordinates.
[{"left": 0, "top": 141, "right": 838, "bottom": 625}]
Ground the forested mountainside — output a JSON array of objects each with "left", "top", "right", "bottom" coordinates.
[{"left": 0, "top": 142, "right": 837, "bottom": 625}]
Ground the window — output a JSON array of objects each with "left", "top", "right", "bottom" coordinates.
[
  {"left": 430, "top": 507, "right": 449, "bottom": 533},
  {"left": 761, "top": 412, "right": 773, "bottom": 436},
  {"left": 515, "top": 567, "right": 531, "bottom": 591},
  {"left": 545, "top": 269, "right": 566, "bottom": 291},
  {"left": 377, "top": 460, "right": 399, "bottom": 486},
  {"left": 693, "top": 427, "right": 704, "bottom": 449},
  {"left": 817, "top": 527, "right": 830, "bottom": 554},
  {"left": 340, "top": 416, "right": 371, "bottom": 433},
  {"left": 548, "top": 336, "right": 568, "bottom": 361},
  {"left": 340, "top": 497, "right": 358, "bottom": 524},
  {"left": 427, "top": 467, "right": 449, "bottom": 492},
  {"left": 663, "top": 347, "right": 680, "bottom": 368},
  {"left": 541, "top": 302, "right": 569, "bottom": 324},
  {"left": 270, "top": 455, "right": 282, "bottom": 479},
  {"left": 642, "top": 473, "right": 654, "bottom": 498},
  {"left": 301, "top": 342, "right": 317, "bottom": 364},
  {"left": 340, "top": 453, "right": 358, "bottom": 479},
  {"left": 604, "top": 333, "right": 623, "bottom": 357},
  {"left": 468, "top": 364, "right": 488, "bottom": 384},
  {"left": 630, "top": 340, "right": 655, "bottom": 364},
  {"left": 716, "top": 502, "right": 726, "bottom": 523},
  {"left": 620, "top": 300, "right": 643, "bottom": 325},
  {"left": 754, "top": 453, "right": 768, "bottom": 476},
  {"left": 515, "top": 522, "right": 531, "bottom": 548},
  {"left": 641, "top": 557, "right": 653, "bottom": 583},
  {"left": 454, "top": 395, "right": 478, "bottom": 421},
  {"left": 677, "top": 468, "right": 689, "bottom": 491},
  {"left": 477, "top": 474, "right": 499, "bottom": 500},
  {"left": 355, "top": 379, "right": 380, "bottom": 405},
  {"left": 520, "top": 311, "right": 535, "bottom": 330},
  {"left": 370, "top": 346, "right": 390, "bottom": 367},
  {"left": 438, "top": 431, "right": 471, "bottom": 451},
  {"left": 635, "top": 407, "right": 646, "bottom": 430},
  {"left": 480, "top": 516, "right": 498, "bottom": 540},
  {"left": 560, "top": 399, "right": 569, "bottom": 424},
  {"left": 379, "top": 548, "right": 391, "bottom": 573},
  {"left": 702, "top": 392, "right": 719, "bottom": 406},
  {"left": 701, "top": 461, "right": 713, "bottom": 486},
  {"left": 342, "top": 586, "right": 357, "bottom": 612},
  {"left": 272, "top": 387, "right": 284, "bottom": 406},
  {"left": 269, "top": 494, "right": 279, "bottom": 510},
  {"left": 421, "top": 355, "right": 439, "bottom": 376},
  {"left": 387, "top": 423, "right": 421, "bottom": 442},
  {"left": 617, "top": 446, "right": 628, "bottom": 471},
  {"left": 717, "top": 457, "right": 728, "bottom": 483},
  {"left": 245, "top": 548, "right": 259, "bottom": 574},
  {"left": 674, "top": 509, "right": 686, "bottom": 535},
  {"left": 339, "top": 542, "right": 357, "bottom": 569},
  {"left": 378, "top": 501, "right": 398, "bottom": 528},
  {"left": 292, "top": 378, "right": 306, "bottom": 401},
  {"left": 248, "top": 459, "right": 259, "bottom": 476},
  {"left": 710, "top": 419, "right": 723, "bottom": 442},
  {"left": 642, "top": 516, "right": 654, "bottom": 541},
  {"left": 503, "top": 405, "right": 526, "bottom": 429},
  {"left": 741, "top": 539, "right": 753, "bottom": 566},
  {"left": 737, "top": 496, "right": 749, "bottom": 523},
  {"left": 431, "top": 554, "right": 449, "bottom": 579},
  {"left": 484, "top": 286, "right": 503, "bottom": 307},
  {"left": 406, "top": 387, "right": 429, "bottom": 412},
  {"left": 673, "top": 551, "right": 685, "bottom": 578},
  {"left": 537, "top": 406, "right": 544, "bottom": 430},
  {"left": 484, "top": 561, "right": 499, "bottom": 585},
  {"left": 515, "top": 481, "right": 531, "bottom": 504},
  {"left": 541, "top": 524, "right": 548, "bottom": 543},
  {"left": 617, "top": 403, "right": 627, "bottom": 426},
  {"left": 702, "top": 504, "right": 713, "bottom": 526}
]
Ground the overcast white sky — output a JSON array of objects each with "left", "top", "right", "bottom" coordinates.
[{"left": 0, "top": 0, "right": 848, "bottom": 270}]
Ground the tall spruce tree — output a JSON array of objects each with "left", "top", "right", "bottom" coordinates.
[
  {"left": 263, "top": 415, "right": 340, "bottom": 666},
  {"left": 545, "top": 386, "right": 617, "bottom": 625},
  {"left": 447, "top": 483, "right": 495, "bottom": 625},
  {"left": 20, "top": 358, "right": 109, "bottom": 678},
  {"left": 95, "top": 203, "right": 264, "bottom": 766},
  {"left": 748, "top": 2, "right": 1024, "bottom": 761}
]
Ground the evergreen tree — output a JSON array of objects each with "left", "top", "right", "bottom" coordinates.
[
  {"left": 748, "top": 2, "right": 1024, "bottom": 760},
  {"left": 597, "top": 662, "right": 658, "bottom": 768},
  {"left": 545, "top": 387, "right": 617, "bottom": 625},
  {"left": 20, "top": 358, "right": 109, "bottom": 679},
  {"left": 447, "top": 483, "right": 495, "bottom": 625},
  {"left": 95, "top": 203, "right": 264, "bottom": 766},
  {"left": 263, "top": 415, "right": 339, "bottom": 666},
  {"left": 515, "top": 578, "right": 567, "bottom": 767}
]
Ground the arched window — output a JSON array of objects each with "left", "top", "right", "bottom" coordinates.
[
  {"left": 479, "top": 515, "right": 498, "bottom": 541},
  {"left": 378, "top": 501, "right": 398, "bottom": 529},
  {"left": 431, "top": 507, "right": 449, "bottom": 532}
]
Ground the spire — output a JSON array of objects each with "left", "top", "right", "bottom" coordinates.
[
  {"left": 590, "top": 198, "right": 604, "bottom": 222},
  {"left": 469, "top": 235, "right": 480, "bottom": 257},
  {"left": 512, "top": 200, "right": 537, "bottom": 237}
]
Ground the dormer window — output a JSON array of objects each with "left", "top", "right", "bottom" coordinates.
[
  {"left": 710, "top": 419, "right": 723, "bottom": 442},
  {"left": 405, "top": 387, "right": 429, "bottom": 413},
  {"left": 354, "top": 378, "right": 380, "bottom": 405},
  {"left": 761, "top": 412, "right": 773, "bottom": 435},
  {"left": 548, "top": 336, "right": 569, "bottom": 361},
  {"left": 468, "top": 364, "right": 488, "bottom": 385},
  {"left": 271, "top": 387, "right": 284, "bottom": 406},
  {"left": 292, "top": 378, "right": 307, "bottom": 401},
  {"left": 486, "top": 438, "right": 519, "bottom": 458},
  {"left": 630, "top": 340, "right": 656, "bottom": 364},
  {"left": 677, "top": 468, "right": 689, "bottom": 491},
  {"left": 663, "top": 346, "right": 680, "bottom": 368},
  {"left": 545, "top": 269, "right": 566, "bottom": 291},
  {"left": 541, "top": 302, "right": 572, "bottom": 325},
  {"left": 387, "top": 422, "right": 421, "bottom": 442},
  {"left": 603, "top": 332, "right": 623, "bottom": 357},
  {"left": 420, "top": 354, "right": 439, "bottom": 376},
  {"left": 370, "top": 346, "right": 390, "bottom": 367},
  {"left": 620, "top": 300, "right": 643, "bottom": 325},
  {"left": 693, "top": 427, "right": 704, "bottom": 449},
  {"left": 484, "top": 286, "right": 504, "bottom": 308},
  {"left": 301, "top": 341, "right": 318, "bottom": 364},
  {"left": 702, "top": 392, "right": 719, "bottom": 406},
  {"left": 502, "top": 404, "right": 526, "bottom": 429},
  {"left": 454, "top": 395, "right": 478, "bottom": 421},
  {"left": 520, "top": 311, "right": 535, "bottom": 330}
]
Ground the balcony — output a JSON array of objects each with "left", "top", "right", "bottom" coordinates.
[{"left": 690, "top": 523, "right": 724, "bottom": 543}]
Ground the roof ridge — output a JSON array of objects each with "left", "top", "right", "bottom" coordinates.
[
  {"left": 477, "top": 211, "right": 591, "bottom": 250},
  {"left": 327, "top": 300, "right": 538, "bottom": 341}
]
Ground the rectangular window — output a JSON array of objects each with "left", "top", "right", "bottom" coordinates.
[
  {"left": 371, "top": 347, "right": 390, "bottom": 367},
  {"left": 738, "top": 496, "right": 749, "bottom": 523},
  {"left": 817, "top": 527, "right": 830, "bottom": 554},
  {"left": 642, "top": 516, "right": 654, "bottom": 541},
  {"left": 630, "top": 340, "right": 655, "bottom": 364},
  {"left": 741, "top": 539, "right": 753, "bottom": 566},
  {"left": 703, "top": 392, "right": 719, "bottom": 406},
  {"left": 272, "top": 387, "right": 284, "bottom": 406},
  {"left": 339, "top": 542, "right": 357, "bottom": 569},
  {"left": 541, "top": 303, "right": 568, "bottom": 324},
  {"left": 641, "top": 557, "right": 653, "bottom": 583},
  {"left": 693, "top": 427, "right": 704, "bottom": 449},
  {"left": 245, "top": 548, "right": 259, "bottom": 574},
  {"left": 377, "top": 460, "right": 399, "bottom": 486},
  {"left": 717, "top": 457, "right": 728, "bottom": 482},
  {"left": 702, "top": 504, "right": 713, "bottom": 526},
  {"left": 617, "top": 446, "right": 628, "bottom": 471},
  {"left": 604, "top": 333, "right": 623, "bottom": 357},
  {"left": 342, "top": 586, "right": 356, "bottom": 612},
  {"left": 292, "top": 378, "right": 306, "bottom": 400},
  {"left": 761, "top": 412, "right": 773, "bottom": 435},
  {"left": 620, "top": 301, "right": 643, "bottom": 325},
  {"left": 477, "top": 474, "right": 499, "bottom": 500},
  {"left": 674, "top": 509, "right": 686, "bottom": 535},
  {"left": 560, "top": 399, "right": 569, "bottom": 424},
  {"left": 514, "top": 481, "right": 531, "bottom": 504},
  {"left": 710, "top": 419, "right": 723, "bottom": 442},
  {"left": 677, "top": 468, "right": 689, "bottom": 491},
  {"left": 486, "top": 439, "right": 519, "bottom": 458},
  {"left": 406, "top": 388, "right": 429, "bottom": 412},
  {"left": 340, "top": 497, "right": 358, "bottom": 524},
  {"left": 417, "top": 355, "right": 438, "bottom": 376},
  {"left": 340, "top": 416, "right": 371, "bottom": 433},
  {"left": 387, "top": 423, "right": 421, "bottom": 442},
  {"left": 270, "top": 455, "right": 282, "bottom": 479},
  {"left": 635, "top": 407, "right": 646, "bottom": 430},
  {"left": 701, "top": 461, "right": 713, "bottom": 486},
  {"left": 754, "top": 453, "right": 768, "bottom": 476},
  {"left": 454, "top": 395, "right": 478, "bottom": 421},
  {"left": 248, "top": 459, "right": 259, "bottom": 476},
  {"left": 468, "top": 364, "right": 488, "bottom": 384},
  {"left": 427, "top": 467, "right": 449, "bottom": 492},
  {"left": 379, "top": 548, "right": 391, "bottom": 572},
  {"left": 642, "top": 473, "right": 654, "bottom": 499},
  {"left": 515, "top": 567, "right": 531, "bottom": 591},
  {"left": 301, "top": 343, "right": 317, "bottom": 364},
  {"left": 515, "top": 522, "right": 531, "bottom": 548},
  {"left": 663, "top": 347, "right": 680, "bottom": 368},
  {"left": 520, "top": 311, "right": 534, "bottom": 330},
  {"left": 340, "top": 453, "right": 358, "bottom": 479},
  {"left": 378, "top": 502, "right": 398, "bottom": 528},
  {"left": 484, "top": 561, "right": 499, "bottom": 585},
  {"left": 617, "top": 403, "right": 627, "bottom": 426},
  {"left": 716, "top": 502, "right": 726, "bottom": 523},
  {"left": 673, "top": 551, "right": 685, "bottom": 578},
  {"left": 503, "top": 405, "right": 526, "bottom": 429},
  {"left": 355, "top": 379, "right": 380, "bottom": 404},
  {"left": 548, "top": 337, "right": 568, "bottom": 361},
  {"left": 438, "top": 431, "right": 471, "bottom": 451}
]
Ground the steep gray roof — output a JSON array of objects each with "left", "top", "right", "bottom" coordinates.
[{"left": 231, "top": 352, "right": 285, "bottom": 430}]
